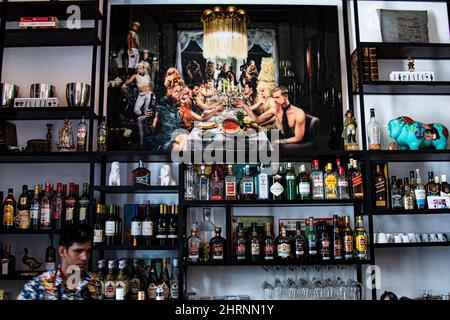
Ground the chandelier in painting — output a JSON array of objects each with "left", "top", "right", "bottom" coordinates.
[{"left": 201, "top": 6, "right": 248, "bottom": 60}]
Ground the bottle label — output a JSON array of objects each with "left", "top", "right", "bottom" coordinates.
[
  {"left": 3, "top": 204, "right": 14, "bottom": 226},
  {"left": 415, "top": 190, "right": 426, "bottom": 204},
  {"left": 142, "top": 221, "right": 153, "bottom": 236},
  {"left": 188, "top": 242, "right": 199, "bottom": 259},
  {"left": 2, "top": 261, "right": 8, "bottom": 275},
  {"left": 299, "top": 182, "right": 311, "bottom": 195},
  {"left": 344, "top": 235, "right": 353, "bottom": 257},
  {"left": 170, "top": 283, "right": 179, "bottom": 299},
  {"left": 212, "top": 245, "right": 224, "bottom": 259},
  {"left": 20, "top": 197, "right": 27, "bottom": 205},
  {"left": 94, "top": 229, "right": 104, "bottom": 244},
  {"left": 17, "top": 210, "right": 30, "bottom": 229},
  {"left": 295, "top": 239, "right": 305, "bottom": 256},
  {"left": 258, "top": 174, "right": 269, "bottom": 199},
  {"left": 148, "top": 283, "right": 157, "bottom": 300},
  {"left": 105, "top": 221, "right": 116, "bottom": 236},
  {"left": 77, "top": 128, "right": 87, "bottom": 145},
  {"left": 243, "top": 182, "right": 254, "bottom": 194},
  {"left": 135, "top": 174, "right": 150, "bottom": 186},
  {"left": 308, "top": 240, "right": 317, "bottom": 256},
  {"left": 226, "top": 181, "right": 236, "bottom": 196},
  {"left": 325, "top": 175, "right": 337, "bottom": 191},
  {"left": 236, "top": 244, "right": 246, "bottom": 259},
  {"left": 251, "top": 243, "right": 260, "bottom": 256},
  {"left": 334, "top": 240, "right": 343, "bottom": 258},
  {"left": 30, "top": 205, "right": 39, "bottom": 220},
  {"left": 115, "top": 286, "right": 125, "bottom": 300},
  {"left": 41, "top": 205, "right": 51, "bottom": 226},
  {"left": 264, "top": 245, "right": 274, "bottom": 259},
  {"left": 52, "top": 202, "right": 61, "bottom": 220},
  {"left": 131, "top": 221, "right": 142, "bottom": 236},
  {"left": 45, "top": 262, "right": 56, "bottom": 271},
  {"left": 270, "top": 182, "right": 284, "bottom": 197},
  {"left": 356, "top": 235, "right": 367, "bottom": 253},
  {"left": 130, "top": 278, "right": 141, "bottom": 294},
  {"left": 79, "top": 207, "right": 87, "bottom": 222},
  {"left": 104, "top": 281, "right": 116, "bottom": 299},
  {"left": 338, "top": 180, "right": 348, "bottom": 187},
  {"left": 65, "top": 207, "right": 74, "bottom": 221},
  {"left": 277, "top": 243, "right": 291, "bottom": 258}
]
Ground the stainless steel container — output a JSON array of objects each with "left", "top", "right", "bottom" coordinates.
[
  {"left": 66, "top": 82, "right": 90, "bottom": 107},
  {"left": 0, "top": 83, "right": 19, "bottom": 108},
  {"left": 30, "top": 83, "right": 55, "bottom": 98}
]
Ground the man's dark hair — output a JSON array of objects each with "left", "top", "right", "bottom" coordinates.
[{"left": 59, "top": 224, "right": 93, "bottom": 248}]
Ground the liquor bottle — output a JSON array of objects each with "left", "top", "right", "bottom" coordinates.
[
  {"left": 131, "top": 205, "right": 142, "bottom": 247},
  {"left": 186, "top": 227, "right": 202, "bottom": 262},
  {"left": 354, "top": 215, "right": 368, "bottom": 260},
  {"left": 198, "top": 208, "right": 215, "bottom": 261},
  {"left": 210, "top": 227, "right": 226, "bottom": 260},
  {"left": 390, "top": 176, "right": 402, "bottom": 209},
  {"left": 414, "top": 169, "right": 426, "bottom": 210},
  {"left": 198, "top": 165, "right": 210, "bottom": 201},
  {"left": 64, "top": 182, "right": 76, "bottom": 225},
  {"left": 93, "top": 204, "right": 105, "bottom": 246},
  {"left": 276, "top": 224, "right": 291, "bottom": 260},
  {"left": 332, "top": 215, "right": 343, "bottom": 260},
  {"left": 168, "top": 204, "right": 178, "bottom": 246},
  {"left": 343, "top": 216, "right": 354, "bottom": 260},
  {"left": 94, "top": 259, "right": 106, "bottom": 300},
  {"left": 132, "top": 160, "right": 151, "bottom": 186},
  {"left": 433, "top": 176, "right": 441, "bottom": 196},
  {"left": 318, "top": 221, "right": 331, "bottom": 261},
  {"left": 256, "top": 164, "right": 270, "bottom": 200},
  {"left": 45, "top": 237, "right": 56, "bottom": 271},
  {"left": 97, "top": 116, "right": 108, "bottom": 152},
  {"left": 115, "top": 260, "right": 128, "bottom": 300},
  {"left": 234, "top": 222, "right": 246, "bottom": 261},
  {"left": 284, "top": 163, "right": 297, "bottom": 201},
  {"left": 146, "top": 260, "right": 158, "bottom": 300},
  {"left": 210, "top": 168, "right": 224, "bottom": 200},
  {"left": 337, "top": 166, "right": 350, "bottom": 199},
  {"left": 104, "top": 260, "right": 117, "bottom": 300},
  {"left": 239, "top": 165, "right": 255, "bottom": 200},
  {"left": 292, "top": 221, "right": 306, "bottom": 261},
  {"left": 78, "top": 182, "right": 89, "bottom": 224},
  {"left": 170, "top": 259, "right": 179, "bottom": 300},
  {"left": 425, "top": 172, "right": 436, "bottom": 196},
  {"left": 261, "top": 223, "right": 275, "bottom": 261},
  {"left": 76, "top": 114, "right": 88, "bottom": 152},
  {"left": 248, "top": 222, "right": 260, "bottom": 261},
  {"left": 224, "top": 164, "right": 237, "bottom": 200},
  {"left": 374, "top": 164, "right": 387, "bottom": 209},
  {"left": 1, "top": 245, "right": 15, "bottom": 275},
  {"left": 129, "top": 259, "right": 142, "bottom": 300},
  {"left": 311, "top": 160, "right": 324, "bottom": 200},
  {"left": 184, "top": 164, "right": 197, "bottom": 200},
  {"left": 306, "top": 217, "right": 318, "bottom": 262},
  {"left": 270, "top": 166, "right": 285, "bottom": 200},
  {"left": 350, "top": 160, "right": 364, "bottom": 199},
  {"left": 30, "top": 185, "right": 40, "bottom": 230},
  {"left": 105, "top": 204, "right": 116, "bottom": 246},
  {"left": 409, "top": 171, "right": 417, "bottom": 190},
  {"left": 367, "top": 108, "right": 381, "bottom": 150},
  {"left": 2, "top": 188, "right": 16, "bottom": 230},
  {"left": 324, "top": 163, "right": 338, "bottom": 199},
  {"left": 156, "top": 204, "right": 167, "bottom": 246},
  {"left": 402, "top": 178, "right": 415, "bottom": 210},
  {"left": 159, "top": 258, "right": 170, "bottom": 300},
  {"left": 441, "top": 175, "right": 450, "bottom": 196},
  {"left": 142, "top": 201, "right": 154, "bottom": 246},
  {"left": 297, "top": 164, "right": 311, "bottom": 200},
  {"left": 115, "top": 205, "right": 122, "bottom": 245},
  {"left": 62, "top": 184, "right": 67, "bottom": 198},
  {"left": 17, "top": 185, "right": 31, "bottom": 230},
  {"left": 51, "top": 183, "right": 63, "bottom": 230}
]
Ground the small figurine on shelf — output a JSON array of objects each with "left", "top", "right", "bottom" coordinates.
[
  {"left": 46, "top": 123, "right": 53, "bottom": 151},
  {"left": 342, "top": 109, "right": 359, "bottom": 150},
  {"left": 20, "top": 248, "right": 42, "bottom": 272},
  {"left": 108, "top": 161, "right": 121, "bottom": 186},
  {"left": 159, "top": 164, "right": 176, "bottom": 186},
  {"left": 97, "top": 116, "right": 107, "bottom": 152},
  {"left": 407, "top": 56, "right": 415, "bottom": 72},
  {"left": 56, "top": 119, "right": 75, "bottom": 152}
]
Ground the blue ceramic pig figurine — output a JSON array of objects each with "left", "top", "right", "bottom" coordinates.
[{"left": 388, "top": 116, "right": 448, "bottom": 150}]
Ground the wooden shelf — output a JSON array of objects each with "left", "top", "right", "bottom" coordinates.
[
  {"left": 93, "top": 186, "right": 179, "bottom": 194},
  {"left": 3, "top": 29, "right": 101, "bottom": 47},
  {"left": 353, "top": 81, "right": 450, "bottom": 95},
  {"left": 359, "top": 42, "right": 450, "bottom": 60},
  {"left": 0, "top": 107, "right": 98, "bottom": 120}
]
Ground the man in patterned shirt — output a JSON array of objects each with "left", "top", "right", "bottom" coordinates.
[{"left": 17, "top": 224, "right": 95, "bottom": 300}]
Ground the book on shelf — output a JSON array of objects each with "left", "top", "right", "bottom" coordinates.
[
  {"left": 368, "top": 47, "right": 379, "bottom": 81},
  {"left": 351, "top": 46, "right": 379, "bottom": 91}
]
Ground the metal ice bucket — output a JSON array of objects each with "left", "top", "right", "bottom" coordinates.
[
  {"left": 30, "top": 83, "right": 55, "bottom": 98},
  {"left": 66, "top": 82, "right": 90, "bottom": 107},
  {"left": 0, "top": 83, "right": 19, "bottom": 108}
]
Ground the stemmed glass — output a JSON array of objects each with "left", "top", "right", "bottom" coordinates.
[{"left": 262, "top": 266, "right": 274, "bottom": 300}]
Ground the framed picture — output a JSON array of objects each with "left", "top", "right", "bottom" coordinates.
[
  {"left": 279, "top": 217, "right": 333, "bottom": 237},
  {"left": 427, "top": 196, "right": 450, "bottom": 209},
  {"left": 231, "top": 215, "right": 274, "bottom": 243}
]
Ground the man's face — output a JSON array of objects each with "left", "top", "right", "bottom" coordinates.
[
  {"left": 206, "top": 81, "right": 213, "bottom": 89},
  {"left": 272, "top": 90, "right": 287, "bottom": 107},
  {"left": 137, "top": 66, "right": 145, "bottom": 75},
  {"left": 59, "top": 241, "right": 92, "bottom": 273},
  {"left": 132, "top": 23, "right": 140, "bottom": 31},
  {"left": 223, "top": 64, "right": 229, "bottom": 71}
]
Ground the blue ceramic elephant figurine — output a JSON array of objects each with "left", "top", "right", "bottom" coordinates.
[{"left": 388, "top": 116, "right": 448, "bottom": 150}]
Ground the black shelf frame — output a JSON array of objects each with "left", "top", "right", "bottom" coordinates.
[
  {"left": 93, "top": 186, "right": 179, "bottom": 194},
  {"left": 3, "top": 28, "right": 101, "bottom": 47},
  {"left": 352, "top": 81, "right": 450, "bottom": 95},
  {"left": 0, "top": 152, "right": 95, "bottom": 163},
  {"left": 92, "top": 245, "right": 178, "bottom": 251},
  {"left": 182, "top": 259, "right": 373, "bottom": 267},
  {"left": 180, "top": 199, "right": 360, "bottom": 207},
  {"left": 374, "top": 242, "right": 450, "bottom": 249},
  {"left": 0, "top": 229, "right": 61, "bottom": 235},
  {"left": 0, "top": 107, "right": 99, "bottom": 120},
  {"left": 371, "top": 209, "right": 450, "bottom": 216},
  {"left": 0, "top": 272, "right": 42, "bottom": 281},
  {"left": 357, "top": 42, "right": 450, "bottom": 60}
]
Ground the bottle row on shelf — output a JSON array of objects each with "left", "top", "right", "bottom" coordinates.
[
  {"left": 92, "top": 257, "right": 179, "bottom": 301},
  {"left": 93, "top": 202, "right": 179, "bottom": 247},
  {"left": 374, "top": 164, "right": 450, "bottom": 211},
  {"left": 186, "top": 214, "right": 369, "bottom": 263},
  {"left": 184, "top": 159, "right": 364, "bottom": 202},
  {"left": 1, "top": 182, "right": 90, "bottom": 231}
]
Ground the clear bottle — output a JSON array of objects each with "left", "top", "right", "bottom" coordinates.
[
  {"left": 311, "top": 160, "right": 324, "bottom": 200},
  {"left": 76, "top": 114, "right": 88, "bottom": 152},
  {"left": 256, "top": 164, "right": 270, "bottom": 200},
  {"left": 433, "top": 176, "right": 441, "bottom": 196},
  {"left": 186, "top": 228, "right": 202, "bottom": 262},
  {"left": 97, "top": 116, "right": 108, "bottom": 152},
  {"left": 1, "top": 245, "right": 15, "bottom": 276},
  {"left": 402, "top": 177, "right": 415, "bottom": 210},
  {"left": 324, "top": 163, "right": 338, "bottom": 199},
  {"left": 184, "top": 164, "right": 197, "bottom": 200},
  {"left": 367, "top": 108, "right": 381, "bottom": 150},
  {"left": 284, "top": 162, "right": 297, "bottom": 201},
  {"left": 198, "top": 165, "right": 210, "bottom": 201},
  {"left": 170, "top": 258, "right": 179, "bottom": 300},
  {"left": 414, "top": 169, "right": 426, "bottom": 209},
  {"left": 374, "top": 164, "right": 387, "bottom": 209},
  {"left": 197, "top": 208, "right": 215, "bottom": 262},
  {"left": 224, "top": 165, "right": 237, "bottom": 200},
  {"left": 104, "top": 260, "right": 117, "bottom": 300},
  {"left": 115, "top": 259, "right": 128, "bottom": 300},
  {"left": 239, "top": 165, "right": 255, "bottom": 200},
  {"left": 337, "top": 166, "right": 350, "bottom": 199},
  {"left": 297, "top": 164, "right": 311, "bottom": 200},
  {"left": 132, "top": 160, "right": 151, "bottom": 186},
  {"left": 390, "top": 176, "right": 402, "bottom": 209},
  {"left": 17, "top": 185, "right": 31, "bottom": 230}
]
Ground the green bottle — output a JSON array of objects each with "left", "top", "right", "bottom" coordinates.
[{"left": 284, "top": 163, "right": 297, "bottom": 200}]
